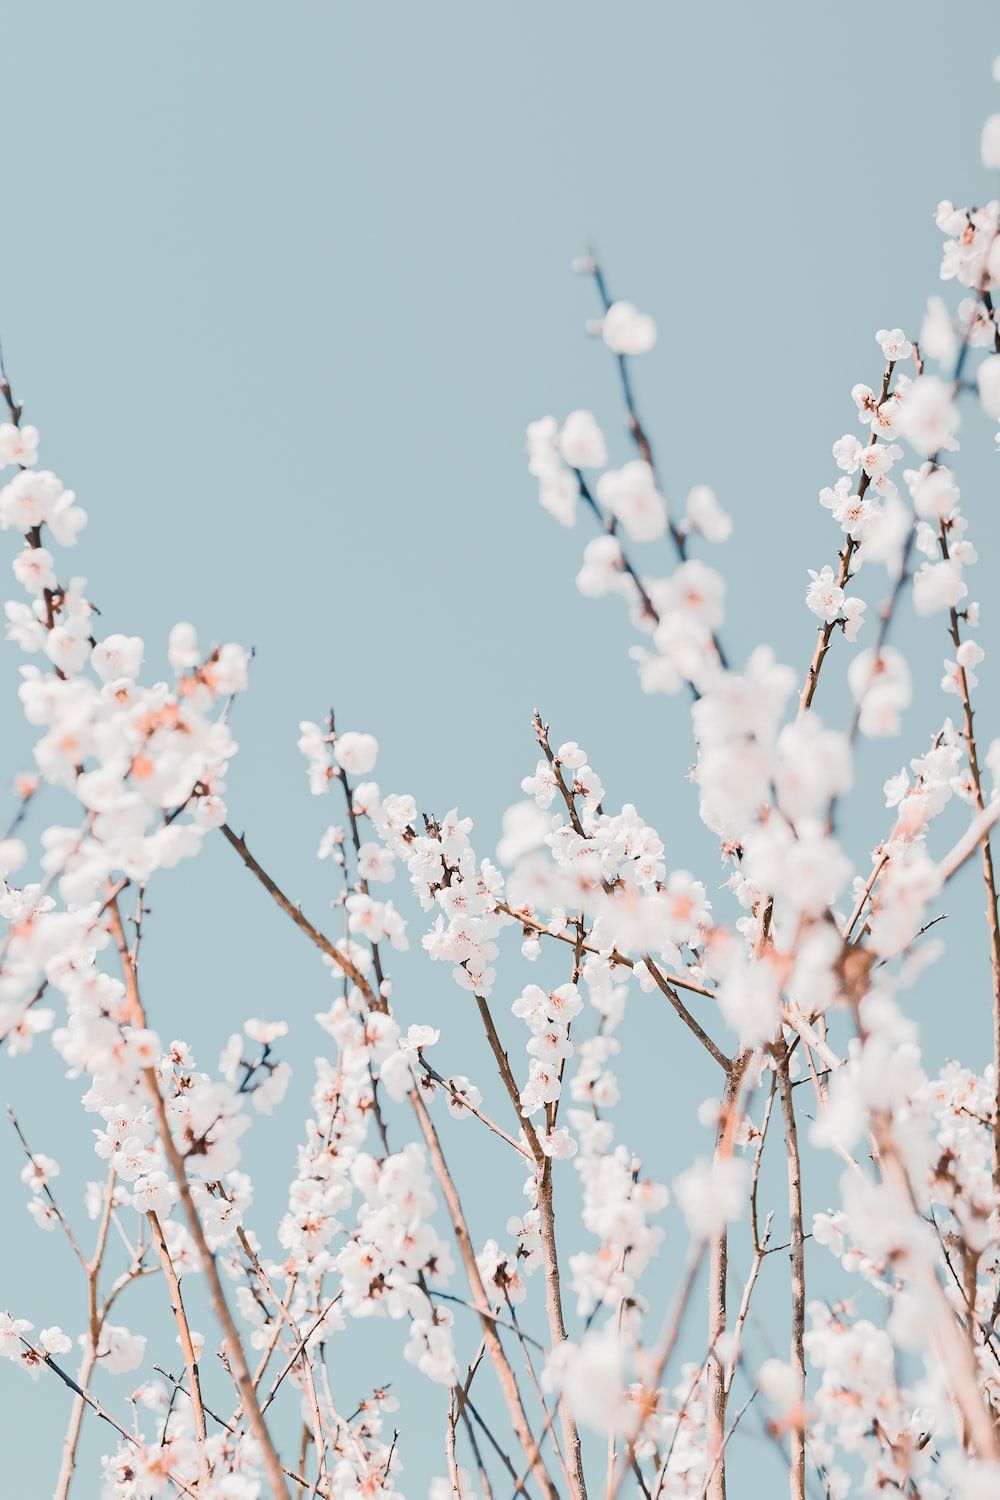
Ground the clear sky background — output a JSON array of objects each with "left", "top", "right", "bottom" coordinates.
[{"left": 1, "top": 4, "right": 999, "bottom": 1495}]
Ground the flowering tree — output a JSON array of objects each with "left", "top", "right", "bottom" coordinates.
[{"left": 9, "top": 63, "right": 1000, "bottom": 1500}]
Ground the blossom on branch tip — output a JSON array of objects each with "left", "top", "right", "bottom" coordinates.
[{"left": 599, "top": 300, "right": 657, "bottom": 356}]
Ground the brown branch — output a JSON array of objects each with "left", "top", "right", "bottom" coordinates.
[
  {"left": 7, "top": 1107, "right": 88, "bottom": 1271},
  {"left": 219, "top": 814, "right": 564, "bottom": 1490},
  {"left": 643, "top": 954, "right": 731, "bottom": 1072},
  {"left": 533, "top": 711, "right": 586, "bottom": 837},
  {"left": 495, "top": 899, "right": 716, "bottom": 1000},
  {"left": 584, "top": 255, "right": 728, "bottom": 673},
  {"left": 22, "top": 1338, "right": 198, "bottom": 1499},
  {"left": 259, "top": 1295, "right": 340, "bottom": 1417},
  {"left": 704, "top": 1058, "right": 748, "bottom": 1500},
  {"left": 106, "top": 893, "right": 291, "bottom": 1500},
  {"left": 147, "top": 1208, "right": 210, "bottom": 1482},
  {"left": 938, "top": 518, "right": 1000, "bottom": 1197},
  {"left": 609, "top": 1242, "right": 708, "bottom": 1497},
  {"left": 408, "top": 1082, "right": 559, "bottom": 1499},
  {"left": 418, "top": 1059, "right": 533, "bottom": 1161},
  {"left": 774, "top": 1043, "right": 806, "bottom": 1500},
  {"left": 219, "top": 822, "right": 382, "bottom": 1012},
  {"left": 469, "top": 983, "right": 588, "bottom": 1496},
  {"left": 153, "top": 1367, "right": 321, "bottom": 1494}
]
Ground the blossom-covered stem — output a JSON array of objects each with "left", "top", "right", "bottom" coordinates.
[
  {"left": 773, "top": 1045, "right": 806, "bottom": 1500},
  {"left": 105, "top": 895, "right": 291, "bottom": 1500},
  {"left": 529, "top": 718, "right": 730, "bottom": 1069},
  {"left": 533, "top": 711, "right": 587, "bottom": 836},
  {"left": 146, "top": 1115, "right": 288, "bottom": 1499},
  {"left": 845, "top": 520, "right": 919, "bottom": 752},
  {"left": 610, "top": 1242, "right": 708, "bottom": 1498},
  {"left": 152, "top": 1367, "right": 320, "bottom": 1494},
  {"left": 934, "top": 1219, "right": 992, "bottom": 1372},
  {"left": 586, "top": 256, "right": 692, "bottom": 566},
  {"left": 419, "top": 1059, "right": 534, "bottom": 1159},
  {"left": 0, "top": 363, "right": 60, "bottom": 640},
  {"left": 219, "top": 822, "right": 383, "bottom": 1012},
  {"left": 570, "top": 363, "right": 729, "bottom": 670},
  {"left": 938, "top": 520, "right": 1000, "bottom": 1195},
  {"left": 231, "top": 1217, "right": 326, "bottom": 1391},
  {"left": 575, "top": 470, "right": 661, "bottom": 627},
  {"left": 250, "top": 1278, "right": 296, "bottom": 1393},
  {"left": 224, "top": 1218, "right": 330, "bottom": 1476},
  {"left": 842, "top": 853, "right": 889, "bottom": 941},
  {"left": 466, "top": 990, "right": 588, "bottom": 1494},
  {"left": 219, "top": 807, "right": 558, "bottom": 1485},
  {"left": 332, "top": 729, "right": 387, "bottom": 994},
  {"left": 146, "top": 1208, "right": 210, "bottom": 1480},
  {"left": 588, "top": 263, "right": 660, "bottom": 470},
  {"left": 495, "top": 900, "right": 716, "bottom": 1000},
  {"left": 471, "top": 975, "right": 587, "bottom": 1496},
  {"left": 331, "top": 747, "right": 403, "bottom": 1154},
  {"left": 850, "top": 975, "right": 998, "bottom": 1456},
  {"left": 7, "top": 1107, "right": 88, "bottom": 1271},
  {"left": 799, "top": 362, "right": 895, "bottom": 714},
  {"left": 258, "top": 1299, "right": 337, "bottom": 1415},
  {"left": 473, "top": 993, "right": 543, "bottom": 1159},
  {"left": 873, "top": 1112, "right": 999, "bottom": 1460},
  {"left": 801, "top": 552, "right": 855, "bottom": 715},
  {"left": 23, "top": 1338, "right": 198, "bottom": 1499},
  {"left": 407, "top": 1081, "right": 560, "bottom": 1499}
]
